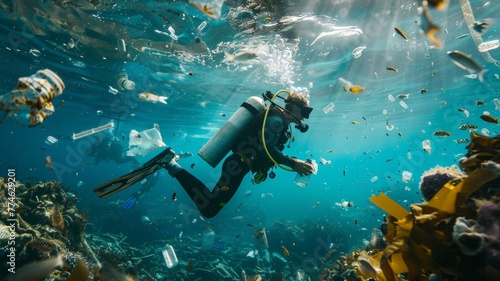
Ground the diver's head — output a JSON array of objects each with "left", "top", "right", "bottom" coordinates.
[{"left": 285, "top": 89, "right": 312, "bottom": 121}]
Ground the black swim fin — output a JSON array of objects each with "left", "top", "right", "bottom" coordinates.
[{"left": 94, "top": 147, "right": 176, "bottom": 198}]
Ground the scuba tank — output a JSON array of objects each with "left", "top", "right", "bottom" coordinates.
[{"left": 198, "top": 96, "right": 267, "bottom": 167}]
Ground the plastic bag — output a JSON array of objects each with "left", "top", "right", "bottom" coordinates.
[{"left": 126, "top": 124, "right": 166, "bottom": 156}]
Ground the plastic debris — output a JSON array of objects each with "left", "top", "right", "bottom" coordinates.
[
  {"left": 352, "top": 45, "right": 367, "bottom": 58},
  {"left": 118, "top": 39, "right": 126, "bottom": 53},
  {"left": 422, "top": 139, "right": 432, "bottom": 154},
  {"left": 322, "top": 102, "right": 335, "bottom": 114},
  {"left": 481, "top": 128, "right": 490, "bottom": 136},
  {"left": 116, "top": 73, "right": 135, "bottom": 90},
  {"left": 72, "top": 121, "right": 114, "bottom": 140},
  {"left": 319, "top": 157, "right": 331, "bottom": 165},
  {"left": 108, "top": 86, "right": 119, "bottom": 95},
  {"left": 402, "top": 170, "right": 413, "bottom": 183},
  {"left": 96, "top": 110, "right": 103, "bottom": 115},
  {"left": 371, "top": 176, "right": 378, "bottom": 182},
  {"left": 45, "top": 136, "right": 58, "bottom": 145},
  {"left": 399, "top": 100, "right": 408, "bottom": 109},
  {"left": 494, "top": 98, "right": 500, "bottom": 110},
  {"left": 126, "top": 123, "right": 166, "bottom": 156},
  {"left": 387, "top": 94, "right": 395, "bottom": 102},
  {"left": 478, "top": 39, "right": 499, "bottom": 52},
  {"left": 0, "top": 69, "right": 65, "bottom": 127},
  {"left": 198, "top": 21, "right": 207, "bottom": 31}
]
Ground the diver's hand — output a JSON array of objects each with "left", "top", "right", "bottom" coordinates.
[{"left": 293, "top": 159, "right": 314, "bottom": 176}]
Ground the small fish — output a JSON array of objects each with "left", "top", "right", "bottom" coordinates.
[
  {"left": 187, "top": 259, "right": 194, "bottom": 272},
  {"left": 354, "top": 219, "right": 358, "bottom": 225},
  {"left": 394, "top": 26, "right": 409, "bottom": 41},
  {"left": 190, "top": 1, "right": 220, "bottom": 19},
  {"left": 247, "top": 223, "right": 255, "bottom": 227},
  {"left": 255, "top": 266, "right": 263, "bottom": 271},
  {"left": 234, "top": 233, "right": 242, "bottom": 238},
  {"left": 420, "top": 89, "right": 428, "bottom": 94},
  {"left": 426, "top": 0, "right": 449, "bottom": 10},
  {"left": 455, "top": 138, "right": 470, "bottom": 143},
  {"left": 224, "top": 51, "right": 258, "bottom": 62},
  {"left": 219, "top": 186, "right": 230, "bottom": 191},
  {"left": 324, "top": 249, "right": 335, "bottom": 261},
  {"left": 327, "top": 150, "right": 333, "bottom": 153},
  {"left": 312, "top": 201, "right": 320, "bottom": 208},
  {"left": 45, "top": 155, "right": 53, "bottom": 169},
  {"left": 396, "top": 94, "right": 409, "bottom": 99},
  {"left": 386, "top": 66, "right": 398, "bottom": 72},
  {"left": 172, "top": 191, "right": 177, "bottom": 201},
  {"left": 471, "top": 18, "right": 495, "bottom": 34},
  {"left": 398, "top": 132, "right": 403, "bottom": 137},
  {"left": 477, "top": 100, "right": 485, "bottom": 106},
  {"left": 10, "top": 254, "right": 65, "bottom": 281},
  {"left": 139, "top": 92, "right": 168, "bottom": 104},
  {"left": 459, "top": 123, "right": 477, "bottom": 130},
  {"left": 480, "top": 114, "right": 499, "bottom": 124},
  {"left": 121, "top": 134, "right": 125, "bottom": 140},
  {"left": 349, "top": 85, "right": 364, "bottom": 94},
  {"left": 434, "top": 130, "right": 451, "bottom": 137},
  {"left": 447, "top": 50, "right": 486, "bottom": 82},
  {"left": 282, "top": 246, "right": 290, "bottom": 258},
  {"left": 351, "top": 121, "right": 359, "bottom": 125},
  {"left": 432, "top": 70, "right": 437, "bottom": 77},
  {"left": 418, "top": 2, "right": 442, "bottom": 48},
  {"left": 188, "top": 71, "right": 194, "bottom": 76},
  {"left": 190, "top": 163, "right": 195, "bottom": 168},
  {"left": 220, "top": 113, "right": 226, "bottom": 117}
]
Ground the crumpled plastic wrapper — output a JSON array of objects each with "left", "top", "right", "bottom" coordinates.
[{"left": 126, "top": 124, "right": 166, "bottom": 156}]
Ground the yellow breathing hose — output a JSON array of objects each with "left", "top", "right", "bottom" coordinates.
[{"left": 261, "top": 89, "right": 294, "bottom": 172}]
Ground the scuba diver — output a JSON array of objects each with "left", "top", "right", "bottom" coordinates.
[{"left": 94, "top": 89, "right": 315, "bottom": 218}]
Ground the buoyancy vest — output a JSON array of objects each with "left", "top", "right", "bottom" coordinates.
[{"left": 231, "top": 107, "right": 290, "bottom": 173}]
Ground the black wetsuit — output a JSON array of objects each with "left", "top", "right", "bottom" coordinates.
[{"left": 173, "top": 108, "right": 296, "bottom": 218}]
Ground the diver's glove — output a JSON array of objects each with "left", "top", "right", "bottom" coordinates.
[{"left": 121, "top": 191, "right": 142, "bottom": 209}]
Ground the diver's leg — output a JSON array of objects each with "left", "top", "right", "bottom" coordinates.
[
  {"left": 167, "top": 154, "right": 249, "bottom": 218},
  {"left": 94, "top": 147, "right": 176, "bottom": 198}
]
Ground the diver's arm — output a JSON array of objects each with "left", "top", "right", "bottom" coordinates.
[{"left": 264, "top": 115, "right": 314, "bottom": 175}]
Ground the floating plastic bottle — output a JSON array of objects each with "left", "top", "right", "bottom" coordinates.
[
  {"left": 161, "top": 244, "right": 178, "bottom": 268},
  {"left": 322, "top": 102, "right": 335, "bottom": 114},
  {"left": 371, "top": 176, "right": 378, "bottom": 182},
  {"left": 72, "top": 121, "right": 114, "bottom": 140},
  {"left": 478, "top": 39, "right": 499, "bottom": 52},
  {"left": 399, "top": 100, "right": 408, "bottom": 109},
  {"left": 116, "top": 72, "right": 135, "bottom": 90},
  {"left": 201, "top": 228, "right": 215, "bottom": 251},
  {"left": 294, "top": 159, "right": 318, "bottom": 187},
  {"left": 0, "top": 69, "right": 65, "bottom": 127},
  {"left": 387, "top": 94, "right": 395, "bottom": 102}
]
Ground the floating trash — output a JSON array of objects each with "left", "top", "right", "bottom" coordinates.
[
  {"left": 72, "top": 121, "right": 114, "bottom": 140},
  {"left": 126, "top": 123, "right": 166, "bottom": 156},
  {"left": 0, "top": 69, "right": 65, "bottom": 127},
  {"left": 387, "top": 94, "right": 395, "bottom": 102},
  {"left": 422, "top": 139, "right": 431, "bottom": 154},
  {"left": 29, "top": 48, "right": 41, "bottom": 57},
  {"left": 402, "top": 170, "right": 412, "bottom": 183},
  {"left": 481, "top": 128, "right": 490, "bottom": 136},
  {"left": 319, "top": 157, "right": 331, "bottom": 165},
  {"left": 322, "top": 102, "right": 335, "bottom": 114},
  {"left": 478, "top": 39, "right": 499, "bottom": 52},
  {"left": 371, "top": 176, "right": 378, "bottom": 182},
  {"left": 399, "top": 100, "right": 408, "bottom": 109},
  {"left": 45, "top": 136, "right": 58, "bottom": 145},
  {"left": 386, "top": 121, "right": 394, "bottom": 131},
  {"left": 198, "top": 21, "right": 207, "bottom": 31},
  {"left": 352, "top": 45, "right": 367, "bottom": 58},
  {"left": 96, "top": 110, "right": 103, "bottom": 115}
]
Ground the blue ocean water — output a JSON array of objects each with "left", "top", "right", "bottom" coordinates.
[{"left": 0, "top": 0, "right": 499, "bottom": 280}]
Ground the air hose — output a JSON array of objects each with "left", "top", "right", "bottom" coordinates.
[{"left": 261, "top": 89, "right": 294, "bottom": 172}]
